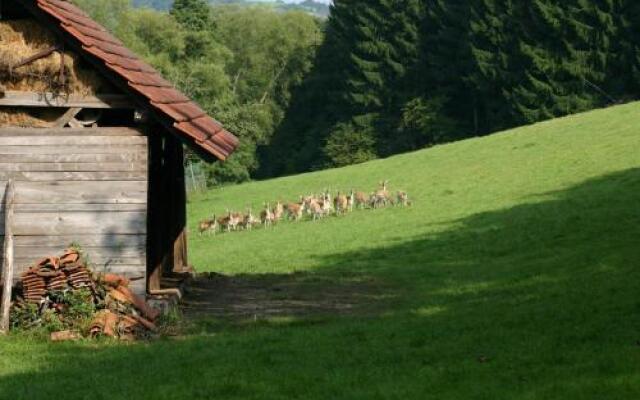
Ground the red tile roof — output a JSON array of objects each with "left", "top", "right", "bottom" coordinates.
[{"left": 30, "top": 0, "right": 239, "bottom": 160}]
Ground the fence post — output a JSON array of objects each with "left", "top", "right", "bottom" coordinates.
[{"left": 0, "top": 180, "right": 16, "bottom": 334}]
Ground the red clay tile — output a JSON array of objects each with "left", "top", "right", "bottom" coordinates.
[
  {"left": 129, "top": 84, "right": 191, "bottom": 104},
  {"left": 197, "top": 140, "right": 229, "bottom": 161},
  {"left": 106, "top": 65, "right": 171, "bottom": 87},
  {"left": 152, "top": 102, "right": 206, "bottom": 122},
  {"left": 174, "top": 121, "right": 209, "bottom": 142},
  {"left": 64, "top": 23, "right": 123, "bottom": 46},
  {"left": 40, "top": 1, "right": 106, "bottom": 32},
  {"left": 189, "top": 116, "right": 224, "bottom": 135}
]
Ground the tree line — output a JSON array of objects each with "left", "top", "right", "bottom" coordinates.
[
  {"left": 262, "top": 0, "right": 640, "bottom": 177},
  {"left": 74, "top": 0, "right": 640, "bottom": 183},
  {"left": 74, "top": 0, "right": 322, "bottom": 184}
]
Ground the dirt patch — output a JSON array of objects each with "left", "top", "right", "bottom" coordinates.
[{"left": 181, "top": 272, "right": 393, "bottom": 320}]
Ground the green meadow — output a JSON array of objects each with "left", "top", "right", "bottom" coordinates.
[{"left": 1, "top": 102, "right": 640, "bottom": 399}]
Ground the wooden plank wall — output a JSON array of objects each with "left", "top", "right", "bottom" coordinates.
[{"left": 0, "top": 128, "right": 148, "bottom": 294}]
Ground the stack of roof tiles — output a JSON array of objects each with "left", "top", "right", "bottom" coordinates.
[
  {"left": 29, "top": 0, "right": 239, "bottom": 160},
  {"left": 14, "top": 248, "right": 161, "bottom": 340},
  {"left": 20, "top": 249, "right": 94, "bottom": 303}
]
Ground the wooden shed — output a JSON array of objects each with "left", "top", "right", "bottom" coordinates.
[{"left": 0, "top": 0, "right": 238, "bottom": 295}]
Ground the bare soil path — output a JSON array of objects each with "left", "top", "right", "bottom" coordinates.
[{"left": 181, "top": 272, "right": 393, "bottom": 321}]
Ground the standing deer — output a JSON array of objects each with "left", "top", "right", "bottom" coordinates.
[
  {"left": 371, "top": 180, "right": 391, "bottom": 208},
  {"left": 228, "top": 211, "right": 243, "bottom": 231},
  {"left": 307, "top": 199, "right": 324, "bottom": 221},
  {"left": 260, "top": 203, "right": 275, "bottom": 228},
  {"left": 346, "top": 190, "right": 355, "bottom": 212},
  {"left": 321, "top": 190, "right": 333, "bottom": 216},
  {"left": 273, "top": 201, "right": 285, "bottom": 223},
  {"left": 198, "top": 215, "right": 218, "bottom": 235},
  {"left": 354, "top": 191, "right": 368, "bottom": 209},
  {"left": 241, "top": 208, "right": 259, "bottom": 231},
  {"left": 396, "top": 191, "right": 411, "bottom": 207},
  {"left": 334, "top": 191, "right": 348, "bottom": 215},
  {"left": 217, "top": 211, "right": 232, "bottom": 233},
  {"left": 285, "top": 202, "right": 304, "bottom": 221}
]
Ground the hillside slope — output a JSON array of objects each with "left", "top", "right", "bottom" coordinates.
[
  {"left": 189, "top": 102, "right": 640, "bottom": 276},
  {"left": 1, "top": 102, "right": 639, "bottom": 399}
]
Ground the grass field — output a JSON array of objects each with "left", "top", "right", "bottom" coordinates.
[{"left": 1, "top": 102, "right": 640, "bottom": 399}]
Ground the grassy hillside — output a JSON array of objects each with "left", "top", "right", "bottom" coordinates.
[{"left": 1, "top": 102, "right": 640, "bottom": 399}]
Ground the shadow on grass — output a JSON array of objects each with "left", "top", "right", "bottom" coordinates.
[
  {"left": 182, "top": 270, "right": 394, "bottom": 321},
  {"left": 1, "top": 168, "right": 639, "bottom": 400}
]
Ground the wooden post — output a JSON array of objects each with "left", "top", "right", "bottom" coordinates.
[{"left": 0, "top": 180, "right": 15, "bottom": 334}]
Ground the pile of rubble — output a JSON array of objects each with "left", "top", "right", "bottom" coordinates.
[{"left": 12, "top": 248, "right": 160, "bottom": 341}]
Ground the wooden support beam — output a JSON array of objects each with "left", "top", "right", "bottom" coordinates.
[
  {"left": 11, "top": 45, "right": 59, "bottom": 70},
  {"left": 53, "top": 107, "right": 82, "bottom": 128},
  {"left": 0, "top": 180, "right": 15, "bottom": 334},
  {"left": 0, "top": 90, "right": 133, "bottom": 109}
]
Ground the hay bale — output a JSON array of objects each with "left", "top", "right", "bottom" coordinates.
[
  {"left": 0, "top": 19, "right": 109, "bottom": 96},
  {"left": 0, "top": 107, "right": 64, "bottom": 128}
]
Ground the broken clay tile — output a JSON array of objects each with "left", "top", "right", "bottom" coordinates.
[{"left": 115, "top": 285, "right": 160, "bottom": 321}]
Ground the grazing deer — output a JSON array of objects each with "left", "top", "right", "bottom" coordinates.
[
  {"left": 396, "top": 191, "right": 411, "bottom": 207},
  {"left": 229, "top": 212, "right": 243, "bottom": 231},
  {"left": 198, "top": 216, "right": 218, "bottom": 235},
  {"left": 217, "top": 212, "right": 232, "bottom": 233},
  {"left": 306, "top": 199, "right": 324, "bottom": 220},
  {"left": 372, "top": 180, "right": 391, "bottom": 208},
  {"left": 320, "top": 190, "right": 333, "bottom": 216},
  {"left": 260, "top": 203, "right": 275, "bottom": 228},
  {"left": 241, "top": 208, "right": 259, "bottom": 231},
  {"left": 301, "top": 195, "right": 315, "bottom": 216},
  {"left": 334, "top": 192, "right": 348, "bottom": 215},
  {"left": 285, "top": 202, "right": 304, "bottom": 221},
  {"left": 273, "top": 201, "right": 285, "bottom": 222},
  {"left": 354, "top": 191, "right": 368, "bottom": 209},
  {"left": 303, "top": 195, "right": 319, "bottom": 215}
]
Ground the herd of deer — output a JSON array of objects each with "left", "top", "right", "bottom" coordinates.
[{"left": 197, "top": 181, "right": 411, "bottom": 235}]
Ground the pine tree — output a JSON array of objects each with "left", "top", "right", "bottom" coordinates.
[
  {"left": 507, "top": 0, "right": 617, "bottom": 124},
  {"left": 467, "top": 0, "right": 518, "bottom": 133},
  {"left": 612, "top": 0, "right": 640, "bottom": 98},
  {"left": 323, "top": 0, "right": 426, "bottom": 164}
]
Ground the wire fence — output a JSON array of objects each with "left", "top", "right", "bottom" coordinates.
[{"left": 185, "top": 160, "right": 208, "bottom": 193}]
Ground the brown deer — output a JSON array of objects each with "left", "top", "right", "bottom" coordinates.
[
  {"left": 285, "top": 202, "right": 304, "bottom": 221},
  {"left": 241, "top": 208, "right": 259, "bottom": 231},
  {"left": 273, "top": 201, "right": 285, "bottom": 222},
  {"left": 320, "top": 190, "right": 333, "bottom": 216},
  {"left": 346, "top": 190, "right": 355, "bottom": 212},
  {"left": 307, "top": 199, "right": 324, "bottom": 221},
  {"left": 217, "top": 212, "right": 232, "bottom": 233},
  {"left": 371, "top": 180, "right": 391, "bottom": 208},
  {"left": 229, "top": 211, "right": 243, "bottom": 231},
  {"left": 396, "top": 191, "right": 411, "bottom": 207},
  {"left": 354, "top": 191, "right": 368, "bottom": 209},
  {"left": 260, "top": 203, "right": 275, "bottom": 228},
  {"left": 334, "top": 191, "right": 348, "bottom": 215},
  {"left": 198, "top": 216, "right": 218, "bottom": 235}
]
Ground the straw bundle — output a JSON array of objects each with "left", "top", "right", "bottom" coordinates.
[
  {"left": 0, "top": 19, "right": 107, "bottom": 96},
  {"left": 0, "top": 107, "right": 65, "bottom": 127}
]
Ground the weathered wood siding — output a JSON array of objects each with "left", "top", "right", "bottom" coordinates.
[{"left": 0, "top": 128, "right": 148, "bottom": 294}]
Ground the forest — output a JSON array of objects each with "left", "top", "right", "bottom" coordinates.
[{"left": 74, "top": 0, "right": 640, "bottom": 183}]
